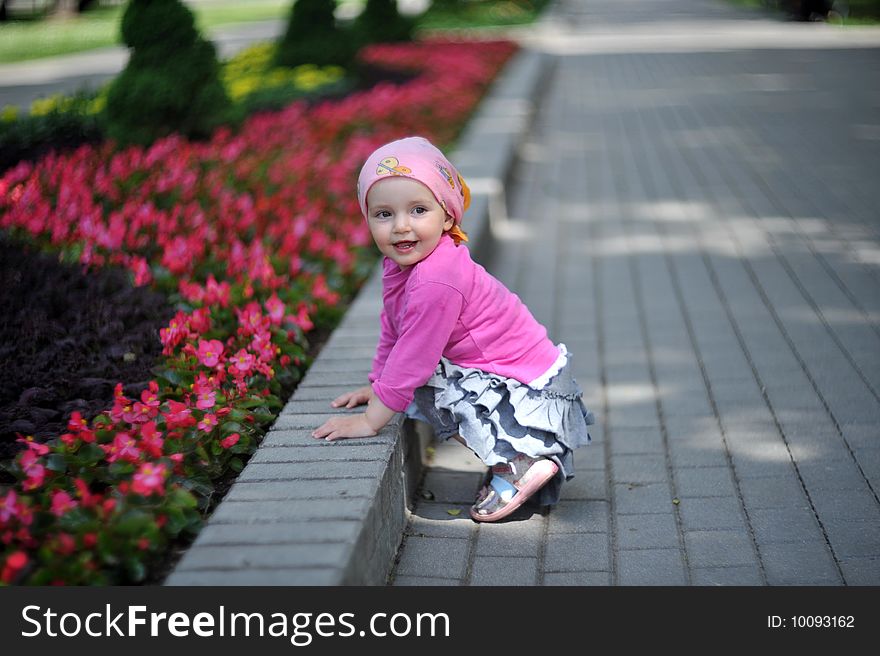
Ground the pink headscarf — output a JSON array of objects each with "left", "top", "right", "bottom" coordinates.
[{"left": 357, "top": 136, "right": 470, "bottom": 245}]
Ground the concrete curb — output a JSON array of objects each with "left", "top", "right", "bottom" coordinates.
[{"left": 165, "top": 45, "right": 551, "bottom": 586}]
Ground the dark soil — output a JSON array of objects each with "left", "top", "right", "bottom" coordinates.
[{"left": 0, "top": 232, "right": 176, "bottom": 472}]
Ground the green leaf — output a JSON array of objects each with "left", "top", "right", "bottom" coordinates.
[
  {"left": 46, "top": 454, "right": 68, "bottom": 472},
  {"left": 219, "top": 421, "right": 244, "bottom": 437},
  {"left": 152, "top": 366, "right": 183, "bottom": 386},
  {"left": 228, "top": 457, "right": 243, "bottom": 473},
  {"left": 125, "top": 558, "right": 147, "bottom": 582}
]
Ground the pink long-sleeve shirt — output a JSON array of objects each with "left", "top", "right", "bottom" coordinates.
[{"left": 368, "top": 233, "right": 561, "bottom": 412}]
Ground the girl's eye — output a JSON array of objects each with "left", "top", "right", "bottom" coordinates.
[
  {"left": 413, "top": 206, "right": 427, "bottom": 215},
  {"left": 374, "top": 211, "right": 391, "bottom": 219}
]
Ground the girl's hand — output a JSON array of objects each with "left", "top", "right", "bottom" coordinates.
[
  {"left": 312, "top": 413, "right": 377, "bottom": 441},
  {"left": 330, "top": 385, "right": 373, "bottom": 409}
]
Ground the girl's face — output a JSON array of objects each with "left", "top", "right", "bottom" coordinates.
[{"left": 366, "top": 177, "right": 454, "bottom": 269}]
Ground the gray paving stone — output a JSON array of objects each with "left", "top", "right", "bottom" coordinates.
[
  {"left": 547, "top": 500, "right": 610, "bottom": 533},
  {"left": 840, "top": 423, "right": 879, "bottom": 451},
  {"left": 730, "top": 446, "right": 797, "bottom": 479},
  {"left": 796, "top": 457, "right": 872, "bottom": 492},
  {"left": 617, "top": 549, "right": 687, "bottom": 586},
  {"left": 610, "top": 426, "right": 665, "bottom": 455},
  {"left": 225, "top": 478, "right": 375, "bottom": 501},
  {"left": 476, "top": 516, "right": 543, "bottom": 556},
  {"left": 690, "top": 566, "right": 764, "bottom": 586},
  {"left": 251, "top": 444, "right": 388, "bottom": 464},
  {"left": 559, "top": 468, "right": 608, "bottom": 500},
  {"left": 544, "top": 532, "right": 609, "bottom": 572},
  {"left": 613, "top": 482, "right": 675, "bottom": 515},
  {"left": 759, "top": 542, "right": 842, "bottom": 585},
  {"left": 406, "top": 503, "right": 474, "bottom": 539},
  {"left": 470, "top": 556, "right": 539, "bottom": 585},
  {"left": 176, "top": 543, "right": 349, "bottom": 570},
  {"left": 616, "top": 513, "right": 680, "bottom": 550},
  {"left": 285, "top": 386, "right": 368, "bottom": 402},
  {"left": 427, "top": 440, "right": 486, "bottom": 472},
  {"left": 684, "top": 530, "right": 758, "bottom": 568},
  {"left": 193, "top": 521, "right": 361, "bottom": 546},
  {"left": 611, "top": 454, "right": 668, "bottom": 484},
  {"left": 838, "top": 557, "right": 880, "bottom": 585},
  {"left": 420, "top": 470, "right": 485, "bottom": 504},
  {"left": 811, "top": 489, "right": 880, "bottom": 522},
  {"left": 678, "top": 496, "right": 747, "bottom": 531},
  {"left": 739, "top": 473, "right": 809, "bottom": 510},
  {"left": 749, "top": 507, "right": 824, "bottom": 545},
  {"left": 165, "top": 568, "right": 340, "bottom": 586},
  {"left": 237, "top": 459, "right": 386, "bottom": 482},
  {"left": 674, "top": 466, "right": 737, "bottom": 498},
  {"left": 210, "top": 498, "right": 371, "bottom": 523},
  {"left": 392, "top": 576, "right": 460, "bottom": 586},
  {"left": 823, "top": 520, "right": 880, "bottom": 559},
  {"left": 542, "top": 571, "right": 611, "bottom": 586},
  {"left": 668, "top": 438, "right": 730, "bottom": 469},
  {"left": 394, "top": 537, "right": 470, "bottom": 579}
]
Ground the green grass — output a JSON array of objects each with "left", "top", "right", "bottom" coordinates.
[
  {"left": 0, "top": 1, "right": 293, "bottom": 64},
  {"left": 416, "top": 0, "right": 551, "bottom": 30}
]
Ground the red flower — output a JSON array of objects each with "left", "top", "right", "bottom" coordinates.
[
  {"left": 220, "top": 433, "right": 240, "bottom": 449},
  {"left": 163, "top": 400, "right": 196, "bottom": 430},
  {"left": 1, "top": 551, "right": 28, "bottom": 584}
]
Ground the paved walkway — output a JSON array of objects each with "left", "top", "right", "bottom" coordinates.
[{"left": 391, "top": 0, "right": 880, "bottom": 585}]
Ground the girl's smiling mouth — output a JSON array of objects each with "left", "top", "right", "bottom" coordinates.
[{"left": 393, "top": 241, "right": 417, "bottom": 252}]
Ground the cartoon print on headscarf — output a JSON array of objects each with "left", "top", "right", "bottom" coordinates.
[
  {"left": 376, "top": 157, "right": 412, "bottom": 176},
  {"left": 437, "top": 163, "right": 456, "bottom": 189}
]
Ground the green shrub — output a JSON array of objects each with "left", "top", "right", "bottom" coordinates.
[
  {"left": 105, "top": 0, "right": 233, "bottom": 146},
  {"left": 351, "top": 0, "right": 415, "bottom": 48},
  {"left": 274, "top": 0, "right": 354, "bottom": 68},
  {"left": 0, "top": 91, "right": 105, "bottom": 173}
]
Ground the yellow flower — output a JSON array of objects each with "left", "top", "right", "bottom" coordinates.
[{"left": 1, "top": 105, "right": 19, "bottom": 123}]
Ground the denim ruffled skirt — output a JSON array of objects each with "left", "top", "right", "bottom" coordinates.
[{"left": 406, "top": 345, "right": 594, "bottom": 506}]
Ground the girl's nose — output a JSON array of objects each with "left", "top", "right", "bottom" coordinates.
[{"left": 392, "top": 214, "right": 410, "bottom": 232}]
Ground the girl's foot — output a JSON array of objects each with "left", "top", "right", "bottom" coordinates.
[{"left": 470, "top": 454, "right": 558, "bottom": 522}]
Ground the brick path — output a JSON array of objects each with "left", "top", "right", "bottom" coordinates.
[{"left": 392, "top": 0, "right": 880, "bottom": 585}]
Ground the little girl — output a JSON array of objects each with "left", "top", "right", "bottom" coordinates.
[{"left": 312, "top": 136, "right": 593, "bottom": 522}]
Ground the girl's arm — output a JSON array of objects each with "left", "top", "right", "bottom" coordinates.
[{"left": 312, "top": 393, "right": 396, "bottom": 441}]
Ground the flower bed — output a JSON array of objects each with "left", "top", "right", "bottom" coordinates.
[{"left": 0, "top": 37, "right": 517, "bottom": 585}]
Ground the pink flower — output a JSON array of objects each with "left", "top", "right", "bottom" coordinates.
[
  {"left": 103, "top": 432, "right": 141, "bottom": 463},
  {"left": 50, "top": 490, "right": 77, "bottom": 517},
  {"left": 16, "top": 436, "right": 49, "bottom": 456},
  {"left": 19, "top": 451, "right": 45, "bottom": 491},
  {"left": 265, "top": 293, "right": 285, "bottom": 326},
  {"left": 132, "top": 462, "right": 168, "bottom": 497},
  {"left": 0, "top": 490, "right": 18, "bottom": 524},
  {"left": 198, "top": 413, "right": 218, "bottom": 433},
  {"left": 221, "top": 433, "right": 240, "bottom": 449},
  {"left": 197, "top": 339, "right": 224, "bottom": 368},
  {"left": 230, "top": 349, "right": 255, "bottom": 376},
  {"left": 141, "top": 381, "right": 160, "bottom": 408},
  {"left": 195, "top": 389, "right": 216, "bottom": 410}
]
